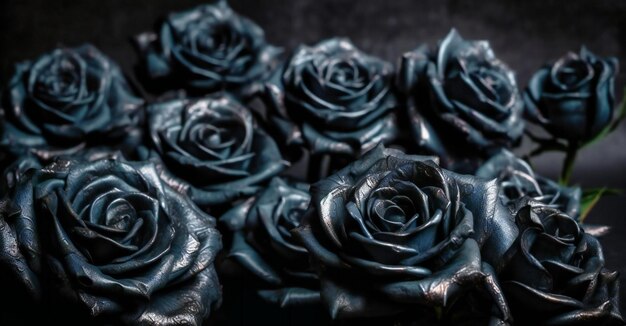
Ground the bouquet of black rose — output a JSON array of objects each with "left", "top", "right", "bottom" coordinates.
[{"left": 0, "top": 1, "right": 623, "bottom": 325}]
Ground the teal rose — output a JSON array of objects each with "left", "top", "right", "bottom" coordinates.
[
  {"left": 0, "top": 158, "right": 222, "bottom": 325},
  {"left": 135, "top": 1, "right": 279, "bottom": 98},
  {"left": 0, "top": 44, "right": 143, "bottom": 164}
]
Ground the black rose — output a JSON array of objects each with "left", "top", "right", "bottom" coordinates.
[
  {"left": 524, "top": 48, "right": 619, "bottom": 142},
  {"left": 146, "top": 94, "right": 288, "bottom": 209},
  {"left": 292, "top": 145, "right": 516, "bottom": 320},
  {"left": 398, "top": 29, "right": 524, "bottom": 171},
  {"left": 0, "top": 158, "right": 222, "bottom": 325},
  {"left": 135, "top": 1, "right": 279, "bottom": 98},
  {"left": 500, "top": 204, "right": 623, "bottom": 325},
  {"left": 263, "top": 38, "right": 398, "bottom": 159},
  {"left": 476, "top": 149, "right": 581, "bottom": 219},
  {"left": 0, "top": 44, "right": 143, "bottom": 163},
  {"left": 221, "top": 177, "right": 319, "bottom": 307}
]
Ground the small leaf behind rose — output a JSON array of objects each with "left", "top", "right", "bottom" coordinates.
[{"left": 579, "top": 187, "right": 622, "bottom": 223}]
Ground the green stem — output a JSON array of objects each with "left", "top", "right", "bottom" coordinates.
[{"left": 559, "top": 142, "right": 579, "bottom": 185}]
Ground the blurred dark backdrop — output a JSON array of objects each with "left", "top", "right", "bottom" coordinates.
[{"left": 1, "top": 0, "right": 625, "bottom": 325}]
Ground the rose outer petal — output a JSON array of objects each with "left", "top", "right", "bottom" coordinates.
[
  {"left": 131, "top": 267, "right": 221, "bottom": 326},
  {"left": 378, "top": 239, "right": 483, "bottom": 306},
  {"left": 228, "top": 231, "right": 282, "bottom": 285}
]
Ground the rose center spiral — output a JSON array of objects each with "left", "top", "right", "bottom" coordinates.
[
  {"left": 104, "top": 199, "right": 138, "bottom": 231},
  {"left": 198, "top": 25, "right": 231, "bottom": 55},
  {"left": 552, "top": 56, "right": 593, "bottom": 90},
  {"left": 470, "top": 66, "right": 511, "bottom": 104},
  {"left": 36, "top": 55, "right": 81, "bottom": 99},
  {"left": 540, "top": 212, "right": 579, "bottom": 243}
]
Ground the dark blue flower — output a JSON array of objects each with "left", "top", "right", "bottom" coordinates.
[
  {"left": 476, "top": 149, "right": 581, "bottom": 219},
  {"left": 221, "top": 178, "right": 319, "bottom": 307},
  {"left": 398, "top": 29, "right": 524, "bottom": 171},
  {"left": 0, "top": 44, "right": 143, "bottom": 163},
  {"left": 0, "top": 158, "right": 222, "bottom": 325},
  {"left": 292, "top": 145, "right": 516, "bottom": 320},
  {"left": 524, "top": 47, "right": 619, "bottom": 142},
  {"left": 135, "top": 1, "right": 279, "bottom": 98},
  {"left": 263, "top": 38, "right": 398, "bottom": 158},
  {"left": 500, "top": 204, "right": 623, "bottom": 325},
  {"left": 146, "top": 94, "right": 288, "bottom": 209}
]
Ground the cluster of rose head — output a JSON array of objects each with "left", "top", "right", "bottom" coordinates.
[
  {"left": 286, "top": 145, "right": 622, "bottom": 324},
  {"left": 0, "top": 1, "right": 622, "bottom": 325}
]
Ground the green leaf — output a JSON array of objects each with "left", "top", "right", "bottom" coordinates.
[
  {"left": 579, "top": 188, "right": 622, "bottom": 223},
  {"left": 582, "top": 188, "right": 622, "bottom": 197}
]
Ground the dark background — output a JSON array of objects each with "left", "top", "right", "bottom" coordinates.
[{"left": 1, "top": 0, "right": 625, "bottom": 325}]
